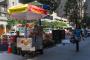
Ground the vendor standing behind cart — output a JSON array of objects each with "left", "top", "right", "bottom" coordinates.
[{"left": 32, "top": 24, "right": 43, "bottom": 54}]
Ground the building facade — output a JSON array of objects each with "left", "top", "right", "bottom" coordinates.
[
  {"left": 7, "top": 0, "right": 19, "bottom": 8},
  {"left": 0, "top": 0, "right": 20, "bottom": 35},
  {"left": 0, "top": 0, "right": 8, "bottom": 35},
  {"left": 55, "top": 0, "right": 66, "bottom": 18}
]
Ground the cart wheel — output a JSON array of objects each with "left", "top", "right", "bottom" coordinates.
[
  {"left": 21, "top": 51, "right": 25, "bottom": 56},
  {"left": 17, "top": 48, "right": 21, "bottom": 55},
  {"left": 19, "top": 49, "right": 22, "bottom": 55}
]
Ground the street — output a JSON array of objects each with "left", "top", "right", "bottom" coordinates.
[
  {"left": 0, "top": 37, "right": 90, "bottom": 60},
  {"left": 27, "top": 37, "right": 90, "bottom": 60},
  {"left": 0, "top": 0, "right": 89, "bottom": 60}
]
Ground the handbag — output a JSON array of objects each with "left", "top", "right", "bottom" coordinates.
[{"left": 70, "top": 36, "right": 76, "bottom": 43}]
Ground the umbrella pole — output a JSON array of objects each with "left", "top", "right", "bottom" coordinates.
[
  {"left": 24, "top": 20, "right": 28, "bottom": 38},
  {"left": 25, "top": 25, "right": 27, "bottom": 38},
  {"left": 39, "top": 19, "right": 41, "bottom": 26}
]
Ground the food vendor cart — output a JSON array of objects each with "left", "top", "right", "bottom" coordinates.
[{"left": 7, "top": 2, "right": 48, "bottom": 56}]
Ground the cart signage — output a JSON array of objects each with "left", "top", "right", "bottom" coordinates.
[{"left": 17, "top": 38, "right": 35, "bottom": 51}]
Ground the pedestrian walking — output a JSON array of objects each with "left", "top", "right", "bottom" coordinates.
[{"left": 73, "top": 25, "right": 82, "bottom": 52}]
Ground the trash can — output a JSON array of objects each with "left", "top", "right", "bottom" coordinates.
[{"left": 52, "top": 30, "right": 65, "bottom": 44}]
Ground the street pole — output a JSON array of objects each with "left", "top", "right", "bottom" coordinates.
[{"left": 39, "top": 19, "right": 41, "bottom": 26}]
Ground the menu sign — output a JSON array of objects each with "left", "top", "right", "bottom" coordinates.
[{"left": 17, "top": 38, "right": 35, "bottom": 51}]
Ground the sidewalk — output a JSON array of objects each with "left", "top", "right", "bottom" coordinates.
[
  {"left": 0, "top": 37, "right": 90, "bottom": 60},
  {"left": 0, "top": 52, "right": 25, "bottom": 60},
  {"left": 27, "top": 37, "right": 90, "bottom": 60}
]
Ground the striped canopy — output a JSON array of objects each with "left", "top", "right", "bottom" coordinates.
[{"left": 7, "top": 3, "right": 48, "bottom": 20}]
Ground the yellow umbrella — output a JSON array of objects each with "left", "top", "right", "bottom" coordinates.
[{"left": 7, "top": 4, "right": 28, "bottom": 14}]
